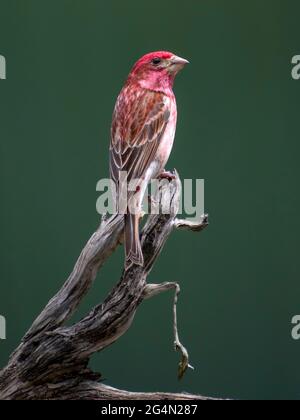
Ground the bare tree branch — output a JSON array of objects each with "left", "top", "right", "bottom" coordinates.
[
  {"left": 46, "top": 383, "right": 219, "bottom": 400},
  {"left": 26, "top": 214, "right": 124, "bottom": 339},
  {"left": 174, "top": 215, "right": 209, "bottom": 232},
  {"left": 143, "top": 282, "right": 193, "bottom": 379},
  {"left": 0, "top": 174, "right": 210, "bottom": 400}
]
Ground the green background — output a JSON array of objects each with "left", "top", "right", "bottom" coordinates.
[{"left": 0, "top": 0, "right": 299, "bottom": 400}]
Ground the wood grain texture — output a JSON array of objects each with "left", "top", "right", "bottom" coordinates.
[{"left": 0, "top": 175, "right": 210, "bottom": 400}]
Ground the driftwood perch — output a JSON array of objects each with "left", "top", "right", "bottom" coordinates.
[{"left": 0, "top": 174, "right": 210, "bottom": 400}]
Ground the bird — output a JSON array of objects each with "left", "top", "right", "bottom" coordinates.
[{"left": 110, "top": 51, "right": 189, "bottom": 269}]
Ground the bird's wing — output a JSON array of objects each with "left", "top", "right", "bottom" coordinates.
[{"left": 110, "top": 88, "right": 170, "bottom": 183}]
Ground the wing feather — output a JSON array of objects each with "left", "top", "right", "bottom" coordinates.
[{"left": 110, "top": 88, "right": 170, "bottom": 183}]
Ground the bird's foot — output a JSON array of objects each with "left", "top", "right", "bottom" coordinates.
[{"left": 159, "top": 170, "right": 176, "bottom": 181}]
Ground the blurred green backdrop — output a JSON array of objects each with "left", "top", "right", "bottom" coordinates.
[{"left": 1, "top": 0, "right": 300, "bottom": 400}]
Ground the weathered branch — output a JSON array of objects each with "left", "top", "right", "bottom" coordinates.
[
  {"left": 143, "top": 282, "right": 194, "bottom": 379},
  {"left": 174, "top": 216, "right": 209, "bottom": 232},
  {"left": 47, "top": 383, "right": 218, "bottom": 400},
  {"left": 0, "top": 174, "right": 210, "bottom": 400},
  {"left": 26, "top": 214, "right": 124, "bottom": 339}
]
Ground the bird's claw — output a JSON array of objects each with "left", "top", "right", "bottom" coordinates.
[{"left": 159, "top": 170, "right": 177, "bottom": 181}]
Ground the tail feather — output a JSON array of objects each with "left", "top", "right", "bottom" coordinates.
[{"left": 124, "top": 213, "right": 144, "bottom": 269}]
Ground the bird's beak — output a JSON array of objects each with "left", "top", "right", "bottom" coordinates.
[
  {"left": 169, "top": 55, "right": 189, "bottom": 74},
  {"left": 171, "top": 55, "right": 189, "bottom": 66}
]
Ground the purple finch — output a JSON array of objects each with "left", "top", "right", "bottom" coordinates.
[{"left": 110, "top": 51, "right": 189, "bottom": 269}]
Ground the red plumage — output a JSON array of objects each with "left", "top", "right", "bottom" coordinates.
[{"left": 110, "top": 51, "right": 188, "bottom": 269}]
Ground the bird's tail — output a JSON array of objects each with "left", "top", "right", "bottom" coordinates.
[{"left": 124, "top": 213, "right": 144, "bottom": 270}]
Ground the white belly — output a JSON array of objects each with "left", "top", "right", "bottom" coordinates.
[{"left": 154, "top": 97, "right": 177, "bottom": 176}]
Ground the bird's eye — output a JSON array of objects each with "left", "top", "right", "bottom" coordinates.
[{"left": 151, "top": 58, "right": 162, "bottom": 65}]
